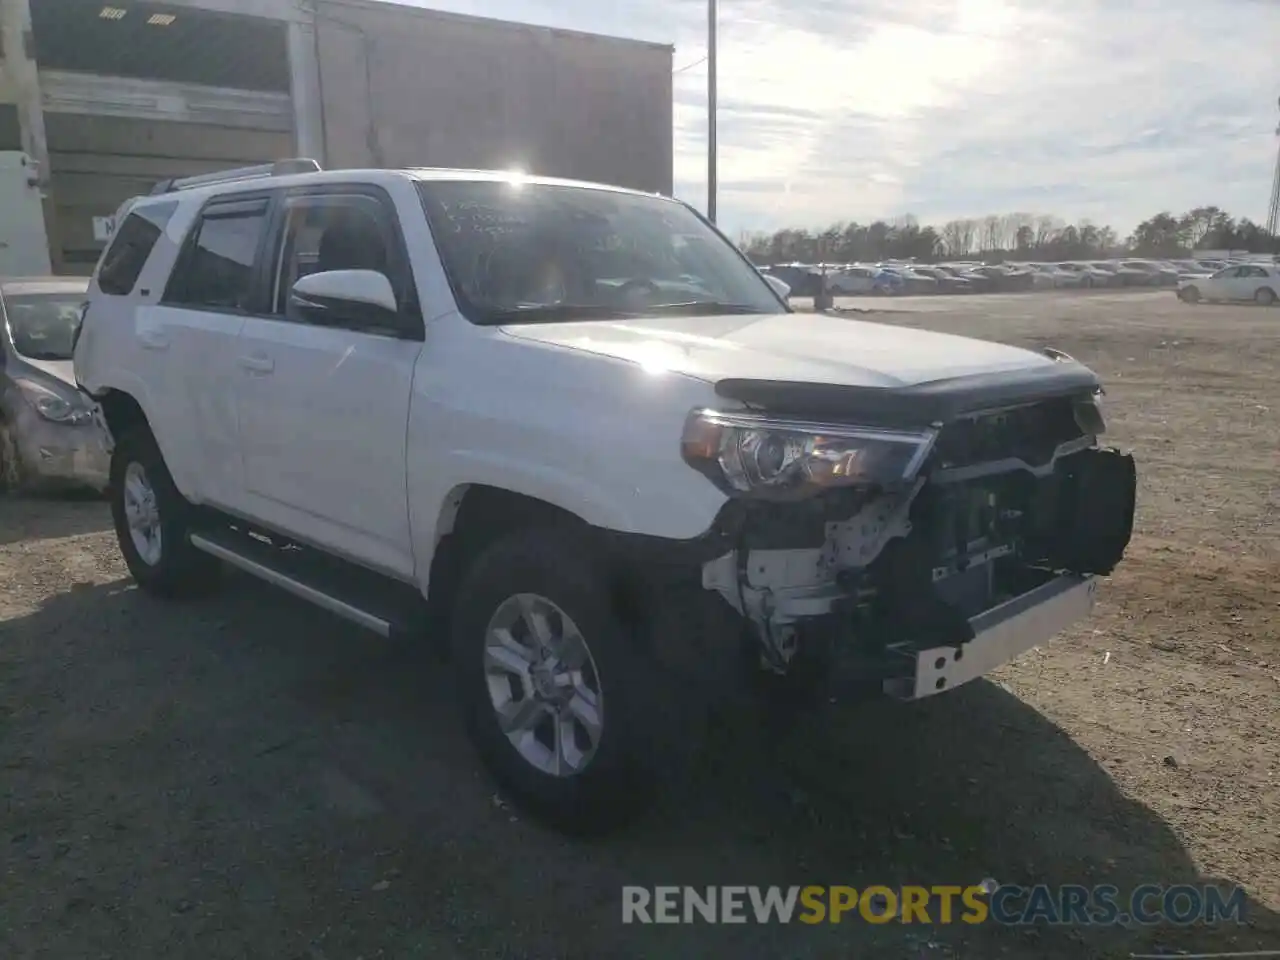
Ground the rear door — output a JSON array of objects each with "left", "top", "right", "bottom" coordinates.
[
  {"left": 1219, "top": 265, "right": 1256, "bottom": 300},
  {"left": 111, "top": 195, "right": 270, "bottom": 507},
  {"left": 233, "top": 185, "right": 424, "bottom": 579},
  {"left": 1237, "top": 265, "right": 1270, "bottom": 299}
]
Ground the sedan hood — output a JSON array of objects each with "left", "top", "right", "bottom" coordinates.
[
  {"left": 21, "top": 357, "right": 76, "bottom": 386},
  {"left": 500, "top": 311, "right": 1097, "bottom": 423}
]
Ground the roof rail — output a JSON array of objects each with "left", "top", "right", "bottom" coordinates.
[{"left": 149, "top": 158, "right": 322, "bottom": 196}]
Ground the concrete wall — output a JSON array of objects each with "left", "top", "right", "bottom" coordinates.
[{"left": 312, "top": 0, "right": 673, "bottom": 194}]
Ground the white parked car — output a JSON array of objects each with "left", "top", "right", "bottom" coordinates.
[
  {"left": 827, "top": 265, "right": 886, "bottom": 295},
  {"left": 1005, "top": 263, "right": 1059, "bottom": 290},
  {"left": 1177, "top": 263, "right": 1279, "bottom": 305},
  {"left": 1028, "top": 264, "right": 1084, "bottom": 288},
  {"left": 1054, "top": 262, "right": 1115, "bottom": 287},
  {"left": 73, "top": 161, "right": 1137, "bottom": 831}
]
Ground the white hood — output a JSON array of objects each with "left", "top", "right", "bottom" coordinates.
[{"left": 500, "top": 311, "right": 1059, "bottom": 388}]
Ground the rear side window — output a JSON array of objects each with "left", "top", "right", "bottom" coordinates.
[
  {"left": 164, "top": 198, "right": 269, "bottom": 310},
  {"left": 97, "top": 202, "right": 177, "bottom": 296}
]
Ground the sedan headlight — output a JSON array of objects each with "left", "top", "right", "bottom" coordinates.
[
  {"left": 16, "top": 378, "right": 93, "bottom": 425},
  {"left": 681, "top": 409, "right": 937, "bottom": 500}
]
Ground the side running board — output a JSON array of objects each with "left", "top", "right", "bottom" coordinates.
[{"left": 188, "top": 528, "right": 426, "bottom": 639}]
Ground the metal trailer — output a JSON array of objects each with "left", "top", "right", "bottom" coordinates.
[
  {"left": 2, "top": 0, "right": 674, "bottom": 272},
  {"left": 309, "top": 0, "right": 675, "bottom": 196}
]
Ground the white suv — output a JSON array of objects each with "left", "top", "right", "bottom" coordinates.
[{"left": 74, "top": 160, "right": 1137, "bottom": 831}]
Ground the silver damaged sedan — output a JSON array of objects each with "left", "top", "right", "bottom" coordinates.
[{"left": 0, "top": 277, "right": 109, "bottom": 492}]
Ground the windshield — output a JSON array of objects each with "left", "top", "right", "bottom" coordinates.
[
  {"left": 4, "top": 293, "right": 84, "bottom": 361},
  {"left": 416, "top": 179, "right": 786, "bottom": 323}
]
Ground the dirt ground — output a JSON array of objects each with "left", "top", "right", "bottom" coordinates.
[{"left": 2, "top": 289, "right": 1277, "bottom": 959}]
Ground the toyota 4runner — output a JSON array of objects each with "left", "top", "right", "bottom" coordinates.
[{"left": 73, "top": 160, "right": 1137, "bottom": 831}]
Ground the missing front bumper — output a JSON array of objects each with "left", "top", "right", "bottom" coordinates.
[{"left": 882, "top": 573, "right": 1097, "bottom": 701}]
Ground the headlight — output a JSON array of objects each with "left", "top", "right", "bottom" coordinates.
[
  {"left": 16, "top": 378, "right": 92, "bottom": 424},
  {"left": 1074, "top": 390, "right": 1107, "bottom": 435},
  {"left": 680, "top": 409, "right": 937, "bottom": 500}
]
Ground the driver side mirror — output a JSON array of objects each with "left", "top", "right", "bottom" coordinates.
[
  {"left": 290, "top": 269, "right": 400, "bottom": 333},
  {"left": 763, "top": 274, "right": 791, "bottom": 299}
]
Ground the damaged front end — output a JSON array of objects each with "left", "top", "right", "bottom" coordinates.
[{"left": 683, "top": 360, "right": 1137, "bottom": 702}]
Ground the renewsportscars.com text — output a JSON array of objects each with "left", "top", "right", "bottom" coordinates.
[{"left": 621, "top": 884, "right": 1247, "bottom": 926}]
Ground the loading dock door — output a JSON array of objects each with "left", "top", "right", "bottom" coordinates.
[
  {"left": 32, "top": 0, "right": 295, "bottom": 271},
  {"left": 41, "top": 72, "right": 294, "bottom": 269}
]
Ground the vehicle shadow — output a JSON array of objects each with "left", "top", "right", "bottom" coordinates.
[
  {"left": 0, "top": 493, "right": 110, "bottom": 545},
  {"left": 2, "top": 576, "right": 1276, "bottom": 960}
]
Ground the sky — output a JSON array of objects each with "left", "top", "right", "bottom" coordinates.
[{"left": 396, "top": 0, "right": 1279, "bottom": 240}]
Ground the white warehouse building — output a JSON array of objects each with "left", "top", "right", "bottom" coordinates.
[{"left": 0, "top": 0, "right": 674, "bottom": 274}]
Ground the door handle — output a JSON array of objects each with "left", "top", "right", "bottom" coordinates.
[
  {"left": 138, "top": 329, "right": 169, "bottom": 351},
  {"left": 238, "top": 354, "right": 275, "bottom": 375}
]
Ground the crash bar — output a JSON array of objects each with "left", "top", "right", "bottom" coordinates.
[{"left": 149, "top": 158, "right": 322, "bottom": 196}]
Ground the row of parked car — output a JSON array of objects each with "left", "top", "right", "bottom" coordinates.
[{"left": 761, "top": 257, "right": 1251, "bottom": 297}]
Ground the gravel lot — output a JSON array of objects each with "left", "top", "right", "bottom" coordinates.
[{"left": 2, "top": 290, "right": 1277, "bottom": 959}]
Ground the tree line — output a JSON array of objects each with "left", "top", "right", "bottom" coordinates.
[{"left": 737, "top": 206, "right": 1280, "bottom": 265}]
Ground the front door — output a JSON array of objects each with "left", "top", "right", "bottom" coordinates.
[
  {"left": 234, "top": 186, "right": 425, "bottom": 579},
  {"left": 1201, "top": 267, "right": 1237, "bottom": 300}
]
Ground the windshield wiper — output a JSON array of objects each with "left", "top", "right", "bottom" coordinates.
[
  {"left": 481, "top": 300, "right": 775, "bottom": 325},
  {"left": 481, "top": 303, "right": 647, "bottom": 325},
  {"left": 642, "top": 301, "right": 773, "bottom": 315}
]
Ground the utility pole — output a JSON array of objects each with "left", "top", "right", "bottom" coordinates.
[
  {"left": 1266, "top": 95, "right": 1280, "bottom": 240},
  {"left": 706, "top": 0, "right": 717, "bottom": 223}
]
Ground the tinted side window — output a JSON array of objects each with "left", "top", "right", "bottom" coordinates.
[
  {"left": 0, "top": 104, "right": 20, "bottom": 151},
  {"left": 165, "top": 200, "right": 269, "bottom": 310},
  {"left": 97, "top": 202, "right": 177, "bottom": 296},
  {"left": 270, "top": 194, "right": 395, "bottom": 317}
]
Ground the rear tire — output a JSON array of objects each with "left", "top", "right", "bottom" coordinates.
[
  {"left": 1256, "top": 287, "right": 1276, "bottom": 306},
  {"left": 451, "top": 526, "right": 662, "bottom": 834},
  {"left": 109, "top": 426, "right": 221, "bottom": 598}
]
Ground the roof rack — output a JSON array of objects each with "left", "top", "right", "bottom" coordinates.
[{"left": 149, "top": 158, "right": 322, "bottom": 196}]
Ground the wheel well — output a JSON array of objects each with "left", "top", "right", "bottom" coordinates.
[
  {"left": 425, "top": 485, "right": 584, "bottom": 610},
  {"left": 421, "top": 484, "right": 652, "bottom": 652},
  {"left": 98, "top": 390, "right": 148, "bottom": 441}
]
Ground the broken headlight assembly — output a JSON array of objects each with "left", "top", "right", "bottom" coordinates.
[
  {"left": 680, "top": 409, "right": 937, "bottom": 500},
  {"left": 16, "top": 378, "right": 94, "bottom": 425}
]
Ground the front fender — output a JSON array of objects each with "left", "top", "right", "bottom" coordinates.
[{"left": 412, "top": 447, "right": 726, "bottom": 541}]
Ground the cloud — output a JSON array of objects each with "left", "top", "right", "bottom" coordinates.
[{"left": 395, "top": 0, "right": 1280, "bottom": 238}]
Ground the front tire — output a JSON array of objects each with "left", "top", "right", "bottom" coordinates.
[
  {"left": 451, "top": 526, "right": 660, "bottom": 833},
  {"left": 1179, "top": 286, "right": 1201, "bottom": 303},
  {"left": 108, "top": 426, "right": 220, "bottom": 598}
]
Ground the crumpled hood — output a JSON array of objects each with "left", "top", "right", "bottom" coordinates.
[{"left": 500, "top": 311, "right": 1060, "bottom": 389}]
